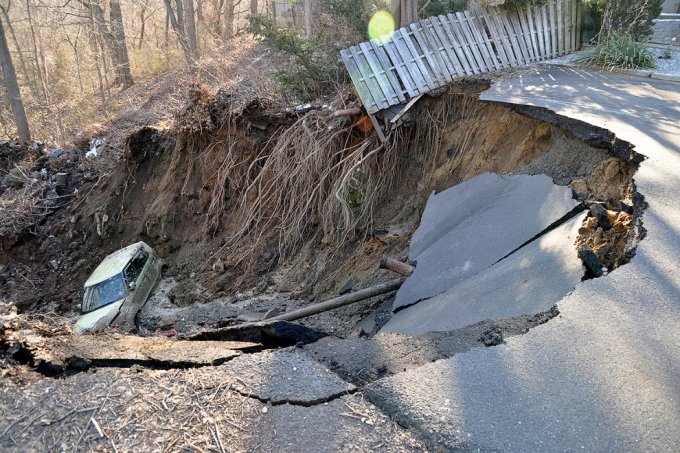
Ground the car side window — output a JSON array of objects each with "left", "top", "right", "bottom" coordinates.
[{"left": 124, "top": 250, "right": 149, "bottom": 284}]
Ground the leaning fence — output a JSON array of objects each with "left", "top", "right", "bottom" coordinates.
[{"left": 341, "top": 0, "right": 581, "bottom": 114}]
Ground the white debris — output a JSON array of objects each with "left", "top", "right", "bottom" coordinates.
[{"left": 86, "top": 137, "right": 105, "bottom": 158}]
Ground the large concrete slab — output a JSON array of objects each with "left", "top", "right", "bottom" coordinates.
[
  {"left": 366, "top": 68, "right": 680, "bottom": 451},
  {"left": 394, "top": 173, "right": 577, "bottom": 309},
  {"left": 382, "top": 212, "right": 585, "bottom": 335}
]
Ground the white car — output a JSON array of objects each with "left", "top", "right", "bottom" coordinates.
[{"left": 74, "top": 242, "right": 162, "bottom": 334}]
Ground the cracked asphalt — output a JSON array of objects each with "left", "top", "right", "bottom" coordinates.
[{"left": 364, "top": 67, "right": 680, "bottom": 451}]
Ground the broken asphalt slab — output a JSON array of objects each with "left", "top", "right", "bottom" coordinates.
[
  {"left": 250, "top": 394, "right": 425, "bottom": 452},
  {"left": 394, "top": 172, "right": 578, "bottom": 310},
  {"left": 303, "top": 308, "right": 559, "bottom": 386},
  {"left": 29, "top": 335, "right": 260, "bottom": 371},
  {"left": 362, "top": 67, "right": 680, "bottom": 451},
  {"left": 219, "top": 348, "right": 355, "bottom": 405},
  {"left": 381, "top": 212, "right": 586, "bottom": 335}
]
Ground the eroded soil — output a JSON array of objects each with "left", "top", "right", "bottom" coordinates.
[{"left": 0, "top": 83, "right": 647, "bottom": 451}]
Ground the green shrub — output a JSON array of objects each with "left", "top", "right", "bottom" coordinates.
[
  {"left": 578, "top": 32, "right": 656, "bottom": 69},
  {"left": 325, "top": 0, "right": 379, "bottom": 37},
  {"left": 248, "top": 14, "right": 345, "bottom": 100},
  {"left": 501, "top": 0, "right": 548, "bottom": 10},
  {"left": 419, "top": 0, "right": 469, "bottom": 17},
  {"left": 586, "top": 0, "right": 662, "bottom": 41}
]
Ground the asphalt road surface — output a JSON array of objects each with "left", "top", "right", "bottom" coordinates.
[{"left": 366, "top": 66, "right": 680, "bottom": 451}]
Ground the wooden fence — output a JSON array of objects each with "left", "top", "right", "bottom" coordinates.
[{"left": 341, "top": 0, "right": 581, "bottom": 114}]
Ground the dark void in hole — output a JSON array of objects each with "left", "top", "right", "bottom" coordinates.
[
  {"left": 188, "top": 320, "right": 328, "bottom": 348},
  {"left": 579, "top": 247, "right": 604, "bottom": 280},
  {"left": 11, "top": 346, "right": 33, "bottom": 365}
]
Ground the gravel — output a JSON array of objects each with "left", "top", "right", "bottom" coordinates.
[{"left": 649, "top": 46, "right": 680, "bottom": 75}]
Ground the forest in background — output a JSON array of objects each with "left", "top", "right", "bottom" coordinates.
[
  {"left": 0, "top": 0, "right": 281, "bottom": 145},
  {"left": 0, "top": 0, "right": 663, "bottom": 147},
  {"left": 0, "top": 0, "right": 482, "bottom": 146}
]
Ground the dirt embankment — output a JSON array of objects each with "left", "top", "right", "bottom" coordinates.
[{"left": 0, "top": 83, "right": 642, "bottom": 338}]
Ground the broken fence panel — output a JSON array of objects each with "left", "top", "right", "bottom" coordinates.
[{"left": 342, "top": 0, "right": 580, "bottom": 114}]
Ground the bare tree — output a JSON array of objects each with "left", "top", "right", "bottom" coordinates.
[
  {"left": 63, "top": 25, "right": 85, "bottom": 93},
  {"left": 222, "top": 0, "right": 234, "bottom": 39},
  {"left": 79, "top": 0, "right": 133, "bottom": 89},
  {"left": 25, "top": 0, "right": 48, "bottom": 104},
  {"left": 0, "top": 11, "right": 30, "bottom": 142},
  {"left": 164, "top": 0, "right": 196, "bottom": 65},
  {"left": 0, "top": 2, "right": 38, "bottom": 98},
  {"left": 184, "top": 0, "right": 198, "bottom": 61},
  {"left": 249, "top": 0, "right": 256, "bottom": 15},
  {"left": 110, "top": 0, "right": 134, "bottom": 88},
  {"left": 304, "top": 0, "right": 311, "bottom": 36},
  {"left": 86, "top": 1, "right": 108, "bottom": 104},
  {"left": 138, "top": 3, "right": 147, "bottom": 49}
]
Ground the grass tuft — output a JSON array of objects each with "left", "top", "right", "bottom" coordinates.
[{"left": 578, "top": 32, "right": 656, "bottom": 70}]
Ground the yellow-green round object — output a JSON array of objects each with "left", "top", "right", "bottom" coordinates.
[{"left": 368, "top": 10, "right": 395, "bottom": 44}]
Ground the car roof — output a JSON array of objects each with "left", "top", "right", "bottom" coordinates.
[{"left": 84, "top": 241, "right": 152, "bottom": 287}]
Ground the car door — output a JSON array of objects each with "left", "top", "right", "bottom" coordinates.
[
  {"left": 135, "top": 250, "right": 157, "bottom": 309},
  {"left": 116, "top": 249, "right": 150, "bottom": 328},
  {"left": 128, "top": 249, "right": 152, "bottom": 311}
]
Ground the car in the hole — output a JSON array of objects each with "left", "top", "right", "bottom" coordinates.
[{"left": 74, "top": 241, "right": 162, "bottom": 334}]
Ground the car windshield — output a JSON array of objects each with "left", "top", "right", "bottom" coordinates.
[{"left": 82, "top": 273, "right": 129, "bottom": 313}]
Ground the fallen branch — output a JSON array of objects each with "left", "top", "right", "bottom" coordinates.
[
  {"left": 267, "top": 278, "right": 404, "bottom": 322},
  {"left": 332, "top": 107, "right": 362, "bottom": 117}
]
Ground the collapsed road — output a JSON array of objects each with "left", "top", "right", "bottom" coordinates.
[
  {"left": 1, "top": 66, "right": 678, "bottom": 452},
  {"left": 364, "top": 67, "right": 680, "bottom": 451},
  {"left": 382, "top": 172, "right": 587, "bottom": 335}
]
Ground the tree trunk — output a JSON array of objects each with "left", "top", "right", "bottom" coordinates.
[
  {"left": 163, "top": 0, "right": 195, "bottom": 65},
  {"left": 87, "top": 4, "right": 107, "bottom": 105},
  {"left": 222, "top": 0, "right": 234, "bottom": 39},
  {"left": 0, "top": 15, "right": 31, "bottom": 143},
  {"left": 25, "top": 0, "right": 47, "bottom": 104},
  {"left": 214, "top": 0, "right": 223, "bottom": 37},
  {"left": 110, "top": 0, "right": 134, "bottom": 88},
  {"left": 184, "top": 0, "right": 199, "bottom": 62},
  {"left": 391, "top": 0, "right": 418, "bottom": 28},
  {"left": 138, "top": 5, "right": 146, "bottom": 50},
  {"left": 86, "top": 1, "right": 118, "bottom": 67},
  {"left": 196, "top": 0, "right": 204, "bottom": 23},
  {"left": 0, "top": 4, "right": 37, "bottom": 99},
  {"left": 63, "top": 27, "right": 85, "bottom": 93},
  {"left": 164, "top": 9, "right": 170, "bottom": 47},
  {"left": 304, "top": 0, "right": 311, "bottom": 36},
  {"left": 250, "top": 0, "right": 257, "bottom": 15}
]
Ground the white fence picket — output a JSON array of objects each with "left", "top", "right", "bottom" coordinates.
[{"left": 342, "top": 0, "right": 580, "bottom": 114}]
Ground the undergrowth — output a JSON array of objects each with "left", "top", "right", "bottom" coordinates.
[
  {"left": 578, "top": 32, "right": 656, "bottom": 69},
  {"left": 420, "top": 0, "right": 469, "bottom": 16},
  {"left": 247, "top": 14, "right": 349, "bottom": 100},
  {"left": 585, "top": 0, "right": 662, "bottom": 42}
]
